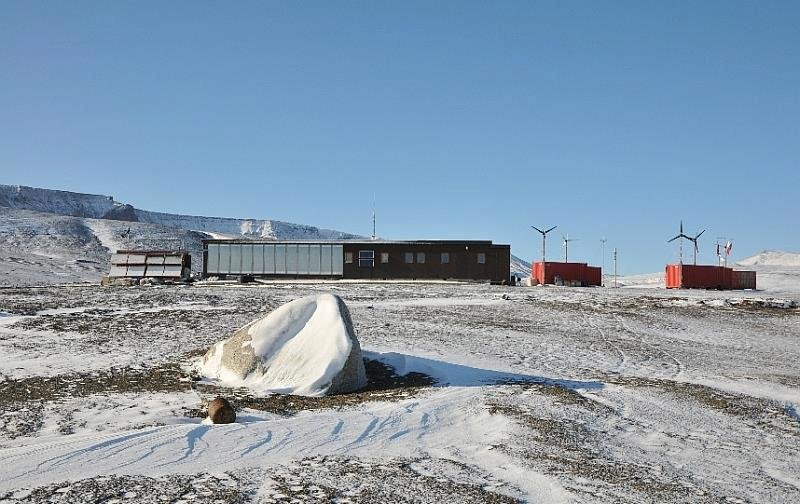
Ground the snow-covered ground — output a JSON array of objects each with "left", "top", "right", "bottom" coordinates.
[{"left": 1, "top": 282, "right": 799, "bottom": 503}]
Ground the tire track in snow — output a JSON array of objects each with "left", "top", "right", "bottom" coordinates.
[
  {"left": 614, "top": 313, "right": 684, "bottom": 379},
  {"left": 584, "top": 313, "right": 626, "bottom": 374}
]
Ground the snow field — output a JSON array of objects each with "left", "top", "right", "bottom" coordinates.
[{"left": 0, "top": 282, "right": 798, "bottom": 502}]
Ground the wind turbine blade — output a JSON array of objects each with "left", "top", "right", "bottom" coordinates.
[
  {"left": 680, "top": 220, "right": 683, "bottom": 233},
  {"left": 545, "top": 226, "right": 557, "bottom": 234},
  {"left": 695, "top": 229, "right": 706, "bottom": 239},
  {"left": 531, "top": 226, "right": 543, "bottom": 234},
  {"left": 667, "top": 235, "right": 681, "bottom": 243}
]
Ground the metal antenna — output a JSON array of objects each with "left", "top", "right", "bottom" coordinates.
[
  {"left": 715, "top": 236, "right": 726, "bottom": 266},
  {"left": 531, "top": 225, "right": 557, "bottom": 262},
  {"left": 371, "top": 193, "right": 376, "bottom": 240},
  {"left": 562, "top": 234, "right": 578, "bottom": 262},
  {"left": 613, "top": 247, "right": 618, "bottom": 287},
  {"left": 600, "top": 237, "right": 607, "bottom": 287}
]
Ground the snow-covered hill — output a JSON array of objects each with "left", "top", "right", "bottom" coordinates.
[
  {"left": 510, "top": 254, "right": 531, "bottom": 279},
  {"left": 0, "top": 184, "right": 360, "bottom": 241},
  {"left": 0, "top": 184, "right": 117, "bottom": 218},
  {"left": 735, "top": 250, "right": 800, "bottom": 293},
  {"left": 0, "top": 207, "right": 210, "bottom": 286},
  {"left": 736, "top": 250, "right": 800, "bottom": 267},
  {"left": 0, "top": 184, "right": 362, "bottom": 286}
]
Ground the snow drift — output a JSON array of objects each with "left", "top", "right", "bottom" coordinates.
[{"left": 198, "top": 294, "right": 367, "bottom": 396}]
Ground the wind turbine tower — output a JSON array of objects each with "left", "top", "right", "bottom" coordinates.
[
  {"left": 686, "top": 229, "right": 706, "bottom": 265},
  {"left": 562, "top": 234, "right": 578, "bottom": 262},
  {"left": 667, "top": 220, "right": 691, "bottom": 264},
  {"left": 531, "top": 225, "right": 557, "bottom": 262}
]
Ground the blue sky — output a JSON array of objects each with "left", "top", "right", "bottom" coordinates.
[{"left": 1, "top": 1, "right": 798, "bottom": 274}]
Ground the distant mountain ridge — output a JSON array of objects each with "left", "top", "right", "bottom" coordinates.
[
  {"left": 736, "top": 250, "right": 800, "bottom": 268},
  {"left": 0, "top": 184, "right": 360, "bottom": 240}
]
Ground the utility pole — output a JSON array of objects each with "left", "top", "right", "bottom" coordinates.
[
  {"left": 613, "top": 247, "right": 618, "bottom": 288},
  {"left": 600, "top": 237, "right": 607, "bottom": 287}
]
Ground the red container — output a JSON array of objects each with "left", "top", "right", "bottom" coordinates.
[
  {"left": 585, "top": 266, "right": 602, "bottom": 286},
  {"left": 532, "top": 261, "right": 601, "bottom": 286},
  {"left": 731, "top": 270, "right": 757, "bottom": 290},
  {"left": 665, "top": 264, "right": 755, "bottom": 290}
]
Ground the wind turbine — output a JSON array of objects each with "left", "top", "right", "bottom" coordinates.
[
  {"left": 531, "top": 225, "right": 557, "bottom": 262},
  {"left": 685, "top": 229, "right": 705, "bottom": 265},
  {"left": 667, "top": 220, "right": 691, "bottom": 264},
  {"left": 562, "top": 235, "right": 578, "bottom": 262}
]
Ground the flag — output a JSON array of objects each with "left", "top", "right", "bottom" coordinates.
[{"left": 725, "top": 241, "right": 733, "bottom": 256}]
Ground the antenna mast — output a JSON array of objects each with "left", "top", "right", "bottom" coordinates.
[{"left": 371, "top": 193, "right": 376, "bottom": 240}]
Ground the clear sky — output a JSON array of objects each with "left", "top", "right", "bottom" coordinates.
[{"left": 1, "top": 1, "right": 798, "bottom": 274}]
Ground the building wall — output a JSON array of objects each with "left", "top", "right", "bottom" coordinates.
[
  {"left": 202, "top": 240, "right": 511, "bottom": 284},
  {"left": 342, "top": 242, "right": 510, "bottom": 283}
]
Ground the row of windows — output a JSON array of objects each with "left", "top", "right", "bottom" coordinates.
[{"left": 345, "top": 251, "right": 486, "bottom": 267}]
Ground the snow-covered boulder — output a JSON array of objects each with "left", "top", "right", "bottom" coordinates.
[{"left": 198, "top": 294, "right": 368, "bottom": 396}]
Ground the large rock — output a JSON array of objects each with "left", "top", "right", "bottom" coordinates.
[
  {"left": 198, "top": 293, "right": 368, "bottom": 396},
  {"left": 207, "top": 397, "right": 236, "bottom": 424}
]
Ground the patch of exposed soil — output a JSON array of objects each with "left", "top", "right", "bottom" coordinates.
[
  {"left": 0, "top": 357, "right": 436, "bottom": 439},
  {"left": 260, "top": 456, "right": 522, "bottom": 503},
  {"left": 189, "top": 358, "right": 436, "bottom": 417},
  {"left": 1, "top": 472, "right": 248, "bottom": 504},
  {"left": 606, "top": 376, "right": 800, "bottom": 435}
]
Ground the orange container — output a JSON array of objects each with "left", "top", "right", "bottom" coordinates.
[
  {"left": 665, "top": 264, "right": 755, "bottom": 290},
  {"left": 532, "top": 261, "right": 601, "bottom": 286}
]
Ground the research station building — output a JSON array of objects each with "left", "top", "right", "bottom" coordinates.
[{"left": 203, "top": 239, "right": 511, "bottom": 284}]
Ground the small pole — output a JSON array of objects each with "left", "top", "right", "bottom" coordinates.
[
  {"left": 601, "top": 237, "right": 607, "bottom": 287},
  {"left": 371, "top": 193, "right": 376, "bottom": 240},
  {"left": 613, "top": 247, "right": 618, "bottom": 288}
]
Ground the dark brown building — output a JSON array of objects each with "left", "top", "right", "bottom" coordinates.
[{"left": 203, "top": 239, "right": 511, "bottom": 284}]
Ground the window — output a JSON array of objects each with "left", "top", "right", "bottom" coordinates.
[
  {"left": 405, "top": 252, "right": 414, "bottom": 264},
  {"left": 345, "top": 252, "right": 353, "bottom": 264},
  {"left": 441, "top": 252, "right": 450, "bottom": 264},
  {"left": 358, "top": 250, "right": 374, "bottom": 267},
  {"left": 417, "top": 252, "right": 426, "bottom": 264},
  {"left": 381, "top": 252, "right": 389, "bottom": 264},
  {"left": 477, "top": 253, "right": 486, "bottom": 264}
]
